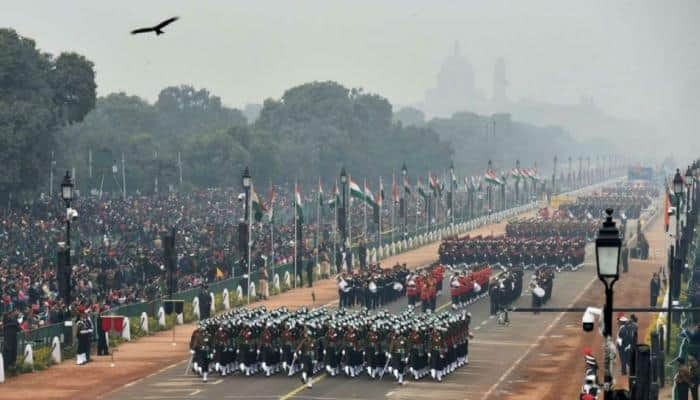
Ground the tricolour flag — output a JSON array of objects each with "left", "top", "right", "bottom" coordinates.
[
  {"left": 484, "top": 170, "right": 503, "bottom": 185},
  {"left": 328, "top": 182, "right": 340, "bottom": 209},
  {"left": 417, "top": 178, "right": 429, "bottom": 199},
  {"left": 364, "top": 181, "right": 377, "bottom": 207},
  {"left": 251, "top": 187, "right": 267, "bottom": 222},
  {"left": 295, "top": 183, "right": 304, "bottom": 223},
  {"left": 429, "top": 173, "right": 439, "bottom": 195},
  {"left": 403, "top": 175, "right": 411, "bottom": 195},
  {"left": 511, "top": 168, "right": 522, "bottom": 180},
  {"left": 392, "top": 175, "right": 400, "bottom": 203},
  {"left": 349, "top": 178, "right": 363, "bottom": 201}
]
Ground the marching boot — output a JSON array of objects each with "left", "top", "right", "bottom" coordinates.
[
  {"left": 430, "top": 369, "right": 436, "bottom": 379},
  {"left": 215, "top": 362, "right": 221, "bottom": 372},
  {"left": 398, "top": 373, "right": 404, "bottom": 385},
  {"left": 282, "top": 361, "right": 288, "bottom": 371},
  {"left": 437, "top": 371, "right": 442, "bottom": 382},
  {"left": 202, "top": 372, "right": 208, "bottom": 383},
  {"left": 367, "top": 366, "right": 373, "bottom": 377}
]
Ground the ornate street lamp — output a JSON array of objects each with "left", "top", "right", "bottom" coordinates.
[
  {"left": 241, "top": 167, "right": 252, "bottom": 303},
  {"left": 595, "top": 208, "right": 622, "bottom": 397}
]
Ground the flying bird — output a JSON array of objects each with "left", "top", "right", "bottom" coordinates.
[{"left": 131, "top": 17, "right": 179, "bottom": 36}]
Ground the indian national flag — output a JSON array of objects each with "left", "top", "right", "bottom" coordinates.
[
  {"left": 392, "top": 176, "right": 400, "bottom": 203},
  {"left": 295, "top": 183, "right": 304, "bottom": 223},
  {"left": 417, "top": 178, "right": 429, "bottom": 199},
  {"left": 251, "top": 187, "right": 267, "bottom": 222},
  {"left": 429, "top": 173, "right": 439, "bottom": 195},
  {"left": 364, "top": 181, "right": 377, "bottom": 207},
  {"left": 349, "top": 178, "right": 364, "bottom": 201},
  {"left": 328, "top": 182, "right": 340, "bottom": 209},
  {"left": 511, "top": 168, "right": 522, "bottom": 180},
  {"left": 484, "top": 170, "right": 503, "bottom": 185}
]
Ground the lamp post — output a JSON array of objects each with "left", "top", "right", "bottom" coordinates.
[
  {"left": 61, "top": 171, "right": 74, "bottom": 250},
  {"left": 686, "top": 166, "right": 694, "bottom": 214},
  {"left": 242, "top": 167, "right": 252, "bottom": 304},
  {"left": 595, "top": 208, "right": 622, "bottom": 399},
  {"left": 340, "top": 167, "right": 348, "bottom": 249},
  {"left": 401, "top": 163, "right": 408, "bottom": 239}
]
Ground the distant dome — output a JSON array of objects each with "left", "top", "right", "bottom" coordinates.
[{"left": 424, "top": 41, "right": 480, "bottom": 117}]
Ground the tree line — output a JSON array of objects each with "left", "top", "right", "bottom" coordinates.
[{"left": 1, "top": 28, "right": 612, "bottom": 200}]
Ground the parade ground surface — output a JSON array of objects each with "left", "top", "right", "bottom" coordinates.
[{"left": 0, "top": 195, "right": 665, "bottom": 400}]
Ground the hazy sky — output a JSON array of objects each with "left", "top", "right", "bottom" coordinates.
[{"left": 3, "top": 0, "right": 700, "bottom": 129}]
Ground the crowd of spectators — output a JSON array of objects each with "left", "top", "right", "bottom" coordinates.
[{"left": 0, "top": 184, "right": 467, "bottom": 329}]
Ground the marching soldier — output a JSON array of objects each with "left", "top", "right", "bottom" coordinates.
[
  {"left": 189, "top": 323, "right": 212, "bottom": 382},
  {"left": 75, "top": 307, "right": 93, "bottom": 365}
]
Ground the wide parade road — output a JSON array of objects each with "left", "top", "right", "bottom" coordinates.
[{"left": 106, "top": 245, "right": 600, "bottom": 400}]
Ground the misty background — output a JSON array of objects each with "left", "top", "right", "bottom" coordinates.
[{"left": 2, "top": 0, "right": 698, "bottom": 179}]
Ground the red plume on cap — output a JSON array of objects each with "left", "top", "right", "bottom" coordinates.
[
  {"left": 583, "top": 347, "right": 593, "bottom": 356},
  {"left": 78, "top": 306, "right": 87, "bottom": 313},
  {"left": 617, "top": 312, "right": 625, "bottom": 319}
]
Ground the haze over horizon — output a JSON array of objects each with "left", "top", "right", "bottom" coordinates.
[{"left": 3, "top": 0, "right": 699, "bottom": 157}]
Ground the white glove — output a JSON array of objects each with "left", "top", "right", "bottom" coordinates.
[
  {"left": 190, "top": 349, "right": 195, "bottom": 354},
  {"left": 323, "top": 349, "right": 327, "bottom": 355},
  {"left": 257, "top": 349, "right": 260, "bottom": 355},
  {"left": 342, "top": 350, "right": 346, "bottom": 356}
]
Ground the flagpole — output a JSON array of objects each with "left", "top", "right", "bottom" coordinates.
[
  {"left": 248, "top": 183, "right": 253, "bottom": 304},
  {"left": 391, "top": 172, "right": 395, "bottom": 245},
  {"left": 294, "top": 181, "right": 297, "bottom": 289},
  {"left": 378, "top": 176, "right": 383, "bottom": 252},
  {"left": 363, "top": 179, "right": 368, "bottom": 242},
  {"left": 269, "top": 181, "right": 274, "bottom": 276},
  {"left": 333, "top": 179, "right": 338, "bottom": 275},
  {"left": 316, "top": 177, "right": 321, "bottom": 270}
]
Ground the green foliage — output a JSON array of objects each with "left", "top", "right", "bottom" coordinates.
[{"left": 0, "top": 28, "right": 96, "bottom": 196}]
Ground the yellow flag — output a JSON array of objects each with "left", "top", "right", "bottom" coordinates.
[{"left": 216, "top": 267, "right": 224, "bottom": 279}]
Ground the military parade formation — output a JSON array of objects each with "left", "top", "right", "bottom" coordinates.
[{"left": 189, "top": 306, "right": 473, "bottom": 386}]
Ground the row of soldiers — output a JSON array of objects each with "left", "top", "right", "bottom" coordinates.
[
  {"left": 505, "top": 218, "right": 598, "bottom": 240},
  {"left": 188, "top": 307, "right": 474, "bottom": 385},
  {"left": 336, "top": 263, "right": 410, "bottom": 309},
  {"left": 439, "top": 235, "right": 586, "bottom": 269}
]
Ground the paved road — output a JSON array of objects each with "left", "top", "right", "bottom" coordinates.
[{"left": 105, "top": 244, "right": 600, "bottom": 400}]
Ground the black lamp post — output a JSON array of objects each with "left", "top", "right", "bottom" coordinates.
[
  {"left": 61, "top": 171, "right": 74, "bottom": 248},
  {"left": 242, "top": 167, "right": 252, "bottom": 304},
  {"left": 401, "top": 163, "right": 408, "bottom": 239},
  {"left": 59, "top": 171, "right": 74, "bottom": 344},
  {"left": 595, "top": 208, "right": 622, "bottom": 399},
  {"left": 340, "top": 167, "right": 348, "bottom": 248}
]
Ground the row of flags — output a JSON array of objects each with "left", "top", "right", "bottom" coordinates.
[{"left": 247, "top": 164, "right": 542, "bottom": 223}]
